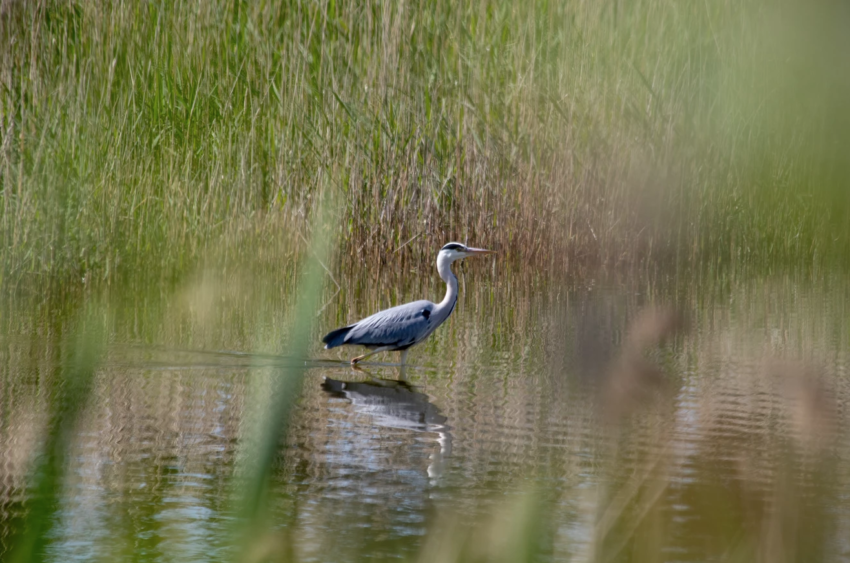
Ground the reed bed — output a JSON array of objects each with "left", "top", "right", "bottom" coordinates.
[{"left": 2, "top": 0, "right": 848, "bottom": 292}]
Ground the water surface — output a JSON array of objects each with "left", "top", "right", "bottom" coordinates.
[{"left": 2, "top": 272, "right": 849, "bottom": 561}]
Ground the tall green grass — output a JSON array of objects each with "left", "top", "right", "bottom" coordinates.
[{"left": 2, "top": 0, "right": 848, "bottom": 288}]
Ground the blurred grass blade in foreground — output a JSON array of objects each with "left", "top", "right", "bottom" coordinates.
[
  {"left": 229, "top": 193, "right": 335, "bottom": 562},
  {"left": 6, "top": 312, "right": 105, "bottom": 563}
]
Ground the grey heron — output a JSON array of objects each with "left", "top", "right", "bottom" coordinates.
[{"left": 322, "top": 242, "right": 494, "bottom": 364}]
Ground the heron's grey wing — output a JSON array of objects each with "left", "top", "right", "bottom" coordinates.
[{"left": 344, "top": 300, "right": 436, "bottom": 349}]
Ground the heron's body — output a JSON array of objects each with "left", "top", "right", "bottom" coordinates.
[{"left": 322, "top": 242, "right": 493, "bottom": 364}]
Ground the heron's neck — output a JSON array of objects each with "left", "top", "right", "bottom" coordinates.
[{"left": 437, "top": 255, "right": 458, "bottom": 310}]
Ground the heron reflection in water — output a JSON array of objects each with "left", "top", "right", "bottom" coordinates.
[
  {"left": 322, "top": 375, "right": 452, "bottom": 479},
  {"left": 323, "top": 242, "right": 494, "bottom": 365}
]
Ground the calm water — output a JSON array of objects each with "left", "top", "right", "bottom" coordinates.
[{"left": 2, "top": 270, "right": 849, "bottom": 561}]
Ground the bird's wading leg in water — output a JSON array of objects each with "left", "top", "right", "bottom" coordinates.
[{"left": 351, "top": 346, "right": 393, "bottom": 365}]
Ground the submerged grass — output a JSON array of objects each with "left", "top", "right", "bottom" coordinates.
[{"left": 1, "top": 0, "right": 848, "bottom": 292}]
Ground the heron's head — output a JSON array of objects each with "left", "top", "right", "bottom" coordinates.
[{"left": 438, "top": 242, "right": 494, "bottom": 262}]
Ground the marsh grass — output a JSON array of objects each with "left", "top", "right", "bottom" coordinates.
[{"left": 2, "top": 0, "right": 848, "bottom": 293}]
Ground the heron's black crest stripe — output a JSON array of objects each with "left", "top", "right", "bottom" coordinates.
[{"left": 441, "top": 243, "right": 465, "bottom": 251}]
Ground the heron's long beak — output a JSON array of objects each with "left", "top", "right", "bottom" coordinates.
[{"left": 466, "top": 247, "right": 495, "bottom": 255}]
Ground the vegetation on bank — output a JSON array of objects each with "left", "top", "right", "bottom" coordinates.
[{"left": 2, "top": 0, "right": 848, "bottom": 288}]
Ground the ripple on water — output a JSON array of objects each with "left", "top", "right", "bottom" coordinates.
[{"left": 3, "top": 279, "right": 850, "bottom": 561}]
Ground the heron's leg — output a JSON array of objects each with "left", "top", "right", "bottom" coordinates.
[
  {"left": 399, "top": 350, "right": 410, "bottom": 365},
  {"left": 350, "top": 352, "right": 372, "bottom": 364},
  {"left": 350, "top": 347, "right": 391, "bottom": 365},
  {"left": 397, "top": 363, "right": 409, "bottom": 382}
]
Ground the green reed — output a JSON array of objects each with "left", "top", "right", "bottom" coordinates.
[
  {"left": 1, "top": 0, "right": 848, "bottom": 293},
  {"left": 230, "top": 189, "right": 335, "bottom": 562}
]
